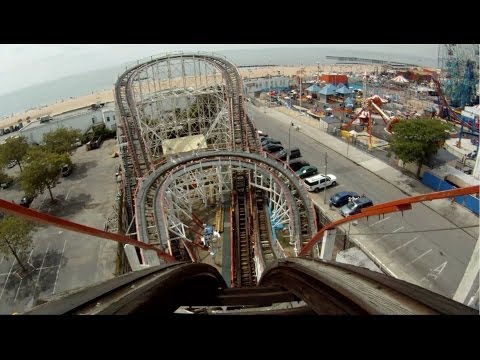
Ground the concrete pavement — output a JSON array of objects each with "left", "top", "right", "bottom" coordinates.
[
  {"left": 0, "top": 139, "right": 120, "bottom": 314},
  {"left": 248, "top": 103, "right": 479, "bottom": 300}
]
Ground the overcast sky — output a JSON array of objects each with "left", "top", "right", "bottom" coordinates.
[{"left": 0, "top": 44, "right": 439, "bottom": 95}]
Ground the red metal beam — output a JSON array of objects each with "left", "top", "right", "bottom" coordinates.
[
  {"left": 299, "top": 204, "right": 412, "bottom": 256},
  {"left": 299, "top": 185, "right": 479, "bottom": 257},
  {"left": 0, "top": 199, "right": 176, "bottom": 263},
  {"left": 367, "top": 185, "right": 479, "bottom": 212},
  {"left": 191, "top": 213, "right": 205, "bottom": 228},
  {"left": 181, "top": 239, "right": 197, "bottom": 262},
  {"left": 230, "top": 190, "right": 235, "bottom": 287},
  {"left": 341, "top": 105, "right": 367, "bottom": 130}
]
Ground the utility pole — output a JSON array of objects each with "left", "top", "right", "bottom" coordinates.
[
  {"left": 347, "top": 135, "right": 350, "bottom": 157},
  {"left": 299, "top": 74, "right": 302, "bottom": 108},
  {"left": 287, "top": 122, "right": 294, "bottom": 165},
  {"left": 323, "top": 152, "right": 328, "bottom": 204},
  {"left": 317, "top": 61, "right": 320, "bottom": 83}
]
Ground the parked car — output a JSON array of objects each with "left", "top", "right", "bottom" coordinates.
[
  {"left": 329, "top": 191, "right": 360, "bottom": 207},
  {"left": 7, "top": 160, "right": 17, "bottom": 169},
  {"left": 257, "top": 131, "right": 268, "bottom": 137},
  {"left": 61, "top": 164, "right": 72, "bottom": 177},
  {"left": 86, "top": 135, "right": 103, "bottom": 151},
  {"left": 304, "top": 174, "right": 337, "bottom": 192},
  {"left": 262, "top": 143, "right": 284, "bottom": 153},
  {"left": 0, "top": 177, "right": 13, "bottom": 189},
  {"left": 261, "top": 137, "right": 281, "bottom": 145},
  {"left": 467, "top": 150, "right": 477, "bottom": 159},
  {"left": 296, "top": 166, "right": 318, "bottom": 179},
  {"left": 340, "top": 196, "right": 373, "bottom": 217},
  {"left": 288, "top": 159, "right": 310, "bottom": 171},
  {"left": 273, "top": 147, "right": 301, "bottom": 161},
  {"left": 20, "top": 195, "right": 34, "bottom": 208}
]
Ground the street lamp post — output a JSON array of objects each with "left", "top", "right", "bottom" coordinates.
[
  {"left": 323, "top": 152, "right": 328, "bottom": 204},
  {"left": 287, "top": 122, "right": 294, "bottom": 165},
  {"left": 299, "top": 68, "right": 303, "bottom": 108},
  {"left": 299, "top": 81, "right": 301, "bottom": 108}
]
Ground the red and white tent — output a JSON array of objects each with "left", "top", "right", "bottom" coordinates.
[{"left": 391, "top": 75, "right": 409, "bottom": 84}]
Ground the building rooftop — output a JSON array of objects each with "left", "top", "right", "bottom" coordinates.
[{"left": 19, "top": 102, "right": 115, "bottom": 132}]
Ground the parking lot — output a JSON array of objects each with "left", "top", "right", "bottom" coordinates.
[{"left": 0, "top": 139, "right": 120, "bottom": 314}]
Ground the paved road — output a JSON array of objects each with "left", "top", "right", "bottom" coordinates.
[
  {"left": 0, "top": 140, "right": 120, "bottom": 314},
  {"left": 247, "top": 103, "right": 479, "bottom": 299}
]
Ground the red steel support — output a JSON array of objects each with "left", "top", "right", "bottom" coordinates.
[
  {"left": 299, "top": 185, "right": 479, "bottom": 257},
  {"left": 0, "top": 199, "right": 176, "bottom": 263},
  {"left": 230, "top": 190, "right": 235, "bottom": 287},
  {"left": 191, "top": 213, "right": 205, "bottom": 228},
  {"left": 181, "top": 239, "right": 197, "bottom": 262}
]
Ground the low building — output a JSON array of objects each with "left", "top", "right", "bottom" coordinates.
[
  {"left": 335, "top": 85, "right": 354, "bottom": 100},
  {"left": 319, "top": 73, "right": 348, "bottom": 86},
  {"left": 305, "top": 84, "right": 322, "bottom": 98},
  {"left": 317, "top": 84, "right": 337, "bottom": 104},
  {"left": 243, "top": 75, "right": 290, "bottom": 96},
  {"left": 1, "top": 103, "right": 117, "bottom": 145}
]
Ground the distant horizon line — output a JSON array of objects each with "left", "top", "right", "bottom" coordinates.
[{"left": 0, "top": 47, "right": 438, "bottom": 97}]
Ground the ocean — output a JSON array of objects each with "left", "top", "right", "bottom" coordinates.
[{"left": 0, "top": 46, "right": 437, "bottom": 118}]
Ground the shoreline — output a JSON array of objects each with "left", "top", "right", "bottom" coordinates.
[{"left": 0, "top": 63, "right": 378, "bottom": 129}]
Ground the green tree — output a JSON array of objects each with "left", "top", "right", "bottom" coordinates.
[
  {"left": 389, "top": 118, "right": 451, "bottom": 178},
  {"left": 0, "top": 215, "right": 34, "bottom": 271},
  {"left": 20, "top": 148, "right": 71, "bottom": 201},
  {"left": 0, "top": 136, "right": 29, "bottom": 172},
  {"left": 43, "top": 127, "right": 82, "bottom": 155}
]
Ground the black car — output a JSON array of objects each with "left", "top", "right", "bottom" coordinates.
[
  {"left": 273, "top": 147, "right": 301, "bottom": 161},
  {"left": 329, "top": 191, "right": 360, "bottom": 207},
  {"left": 20, "top": 195, "right": 34, "bottom": 208},
  {"left": 0, "top": 177, "right": 13, "bottom": 189},
  {"left": 261, "top": 137, "right": 281, "bottom": 145},
  {"left": 288, "top": 159, "right": 310, "bottom": 171},
  {"left": 61, "top": 164, "right": 72, "bottom": 177},
  {"left": 262, "top": 143, "right": 284, "bottom": 153}
]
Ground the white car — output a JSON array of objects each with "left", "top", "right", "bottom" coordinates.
[{"left": 304, "top": 174, "right": 337, "bottom": 192}]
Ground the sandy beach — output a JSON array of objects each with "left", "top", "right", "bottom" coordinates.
[{"left": 0, "top": 64, "right": 377, "bottom": 130}]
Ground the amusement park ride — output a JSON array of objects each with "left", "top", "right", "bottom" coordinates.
[
  {"left": 340, "top": 44, "right": 479, "bottom": 151},
  {"left": 340, "top": 94, "right": 402, "bottom": 149},
  {"left": 436, "top": 44, "right": 479, "bottom": 149}
]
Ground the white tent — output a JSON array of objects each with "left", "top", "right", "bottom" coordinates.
[{"left": 391, "top": 75, "right": 409, "bottom": 83}]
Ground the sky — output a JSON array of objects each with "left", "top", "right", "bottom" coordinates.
[{"left": 0, "top": 44, "right": 440, "bottom": 95}]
